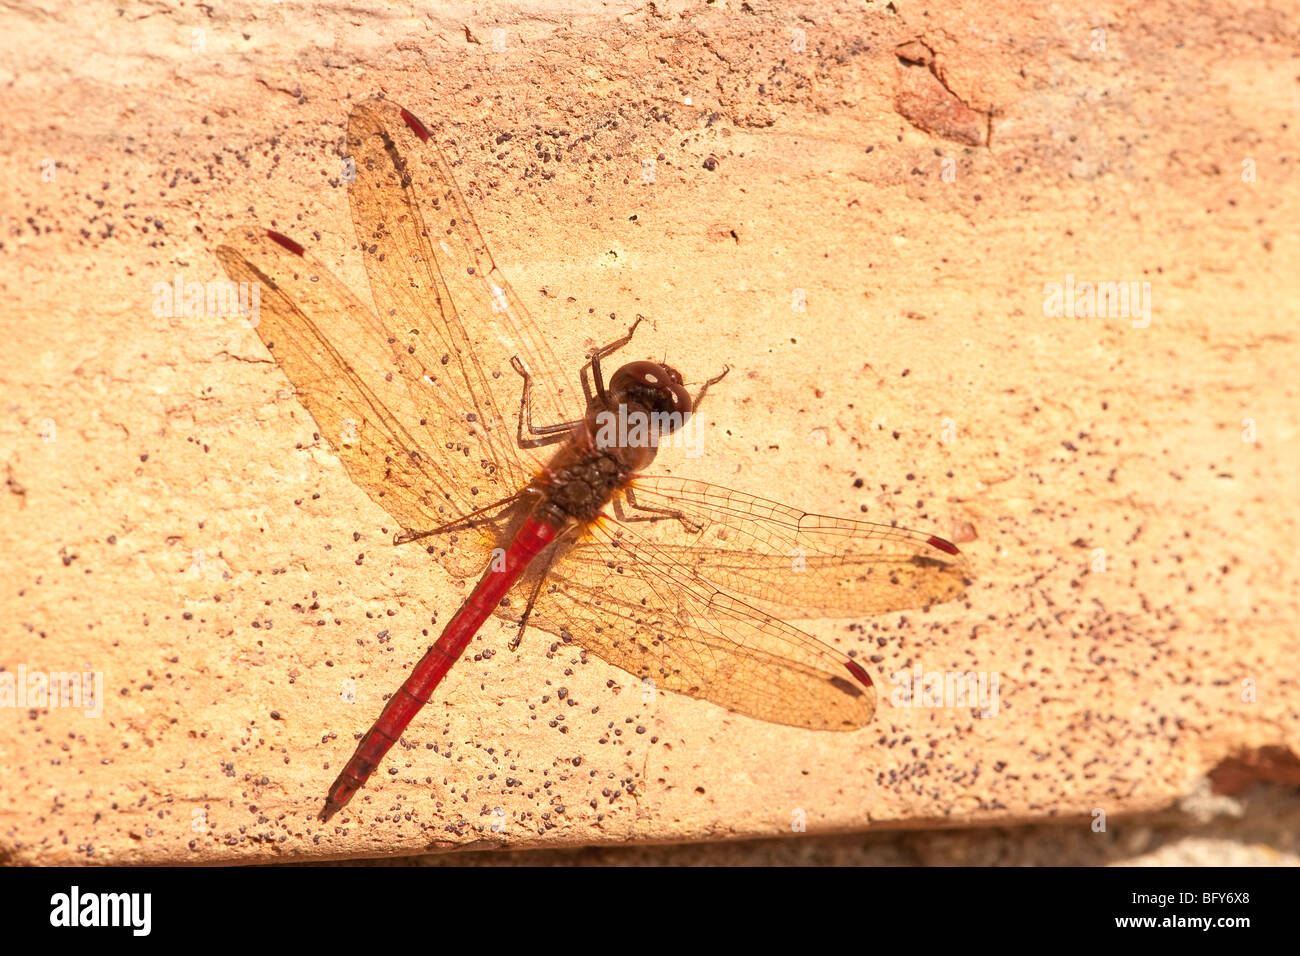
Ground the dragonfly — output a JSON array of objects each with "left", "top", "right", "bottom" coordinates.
[{"left": 216, "top": 97, "right": 969, "bottom": 822}]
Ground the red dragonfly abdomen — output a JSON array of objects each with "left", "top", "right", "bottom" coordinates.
[{"left": 320, "top": 515, "right": 562, "bottom": 821}]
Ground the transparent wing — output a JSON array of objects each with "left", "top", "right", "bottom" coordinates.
[
  {"left": 215, "top": 227, "right": 519, "bottom": 573},
  {"left": 606, "top": 476, "right": 970, "bottom": 619},
  {"left": 217, "top": 96, "right": 590, "bottom": 572},
  {"left": 526, "top": 518, "right": 878, "bottom": 731},
  {"left": 519, "top": 478, "right": 968, "bottom": 730},
  {"left": 345, "top": 97, "right": 585, "bottom": 462}
]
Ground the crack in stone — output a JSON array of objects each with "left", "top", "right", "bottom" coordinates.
[{"left": 893, "top": 39, "right": 991, "bottom": 147}]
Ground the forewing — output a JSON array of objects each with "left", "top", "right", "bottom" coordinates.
[
  {"left": 605, "top": 476, "right": 970, "bottom": 619},
  {"left": 520, "top": 476, "right": 968, "bottom": 729},
  {"left": 527, "top": 520, "right": 876, "bottom": 731},
  {"left": 345, "top": 98, "right": 585, "bottom": 467}
]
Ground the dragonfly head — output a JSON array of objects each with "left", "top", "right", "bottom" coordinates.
[
  {"left": 607, "top": 361, "right": 693, "bottom": 422},
  {"left": 598, "top": 361, "right": 695, "bottom": 467}
]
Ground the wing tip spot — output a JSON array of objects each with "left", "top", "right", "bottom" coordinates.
[
  {"left": 400, "top": 107, "right": 432, "bottom": 142},
  {"left": 266, "top": 230, "right": 305, "bottom": 256},
  {"left": 926, "top": 535, "right": 960, "bottom": 556},
  {"left": 844, "top": 659, "right": 873, "bottom": 689}
]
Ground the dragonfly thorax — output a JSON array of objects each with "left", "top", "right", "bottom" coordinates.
[{"left": 537, "top": 447, "right": 627, "bottom": 525}]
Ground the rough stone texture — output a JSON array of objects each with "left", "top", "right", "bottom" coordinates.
[
  {"left": 0, "top": 1, "right": 1295, "bottom": 864},
  {"left": 330, "top": 784, "right": 1300, "bottom": 866}
]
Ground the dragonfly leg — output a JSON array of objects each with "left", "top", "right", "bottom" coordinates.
[
  {"left": 689, "top": 364, "right": 731, "bottom": 413},
  {"left": 614, "top": 485, "right": 704, "bottom": 534},
  {"left": 508, "top": 527, "right": 571, "bottom": 650},
  {"left": 508, "top": 566, "right": 548, "bottom": 652},
  {"left": 510, "top": 355, "right": 581, "bottom": 448},
  {"left": 584, "top": 314, "right": 645, "bottom": 404},
  {"left": 393, "top": 489, "right": 533, "bottom": 546}
]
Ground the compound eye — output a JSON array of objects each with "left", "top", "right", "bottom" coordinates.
[
  {"left": 614, "top": 361, "right": 693, "bottom": 414},
  {"left": 666, "top": 377, "right": 692, "bottom": 415}
]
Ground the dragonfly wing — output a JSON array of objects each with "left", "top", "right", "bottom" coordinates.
[
  {"left": 345, "top": 98, "right": 586, "bottom": 462},
  {"left": 215, "top": 227, "right": 518, "bottom": 568},
  {"left": 526, "top": 520, "right": 876, "bottom": 731},
  {"left": 607, "top": 476, "right": 970, "bottom": 619}
]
